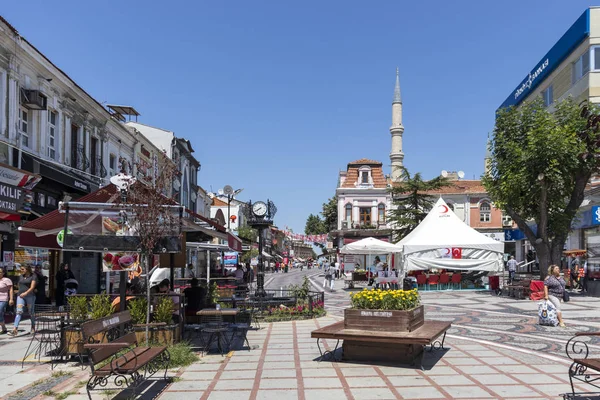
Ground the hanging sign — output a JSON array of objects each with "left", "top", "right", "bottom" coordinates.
[{"left": 102, "top": 252, "right": 141, "bottom": 272}]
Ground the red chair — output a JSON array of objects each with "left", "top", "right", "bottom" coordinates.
[
  {"left": 428, "top": 275, "right": 439, "bottom": 290},
  {"left": 416, "top": 274, "right": 427, "bottom": 291},
  {"left": 451, "top": 273, "right": 462, "bottom": 290},
  {"left": 439, "top": 274, "right": 450, "bottom": 290}
]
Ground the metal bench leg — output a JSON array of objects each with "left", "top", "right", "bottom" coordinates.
[
  {"left": 429, "top": 331, "right": 447, "bottom": 351},
  {"left": 316, "top": 338, "right": 340, "bottom": 362}
]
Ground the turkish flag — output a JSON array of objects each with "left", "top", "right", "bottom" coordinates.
[{"left": 452, "top": 248, "right": 462, "bottom": 259}]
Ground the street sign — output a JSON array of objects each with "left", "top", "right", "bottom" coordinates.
[{"left": 592, "top": 206, "right": 600, "bottom": 225}]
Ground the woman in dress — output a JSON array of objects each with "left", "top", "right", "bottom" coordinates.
[
  {"left": 0, "top": 267, "right": 14, "bottom": 334},
  {"left": 544, "top": 264, "right": 567, "bottom": 328},
  {"left": 10, "top": 265, "right": 37, "bottom": 335}
]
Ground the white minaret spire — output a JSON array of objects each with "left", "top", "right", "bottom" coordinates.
[{"left": 390, "top": 67, "right": 404, "bottom": 182}]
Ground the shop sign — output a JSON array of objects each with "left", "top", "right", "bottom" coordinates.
[
  {"left": 3, "top": 251, "right": 13, "bottom": 269},
  {"left": 499, "top": 9, "right": 589, "bottom": 110},
  {"left": 39, "top": 163, "right": 91, "bottom": 193},
  {"left": 223, "top": 251, "right": 238, "bottom": 266},
  {"left": 592, "top": 206, "right": 600, "bottom": 225},
  {"left": 0, "top": 183, "right": 24, "bottom": 214},
  {"left": 483, "top": 232, "right": 505, "bottom": 242},
  {"left": 0, "top": 164, "right": 41, "bottom": 189}
]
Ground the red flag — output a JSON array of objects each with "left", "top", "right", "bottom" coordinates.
[{"left": 452, "top": 248, "right": 462, "bottom": 259}]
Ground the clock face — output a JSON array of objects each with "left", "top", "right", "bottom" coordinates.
[{"left": 252, "top": 201, "right": 268, "bottom": 217}]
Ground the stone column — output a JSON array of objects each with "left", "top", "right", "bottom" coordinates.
[
  {"left": 63, "top": 114, "right": 72, "bottom": 166},
  {"left": 371, "top": 201, "right": 378, "bottom": 226}
]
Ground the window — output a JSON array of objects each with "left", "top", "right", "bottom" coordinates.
[
  {"left": 479, "top": 201, "right": 491, "bottom": 223},
  {"left": 572, "top": 50, "right": 590, "bottom": 84},
  {"left": 361, "top": 171, "right": 369, "bottom": 184},
  {"left": 542, "top": 85, "right": 553, "bottom": 107},
  {"left": 37, "top": 193, "right": 46, "bottom": 208},
  {"left": 109, "top": 154, "right": 116, "bottom": 171},
  {"left": 19, "top": 107, "right": 29, "bottom": 147},
  {"left": 594, "top": 46, "right": 600, "bottom": 71},
  {"left": 47, "top": 111, "right": 57, "bottom": 159},
  {"left": 378, "top": 203, "right": 385, "bottom": 223},
  {"left": 47, "top": 196, "right": 57, "bottom": 207},
  {"left": 359, "top": 207, "right": 371, "bottom": 226},
  {"left": 447, "top": 203, "right": 454, "bottom": 212},
  {"left": 345, "top": 203, "right": 352, "bottom": 222}
]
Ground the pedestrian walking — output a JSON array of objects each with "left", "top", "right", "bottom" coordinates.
[
  {"left": 334, "top": 261, "right": 340, "bottom": 279},
  {"left": 323, "top": 263, "right": 334, "bottom": 291},
  {"left": 0, "top": 267, "right": 14, "bottom": 334},
  {"left": 10, "top": 265, "right": 38, "bottom": 336},
  {"left": 544, "top": 264, "right": 566, "bottom": 328},
  {"left": 55, "top": 263, "right": 74, "bottom": 307},
  {"left": 507, "top": 256, "right": 518, "bottom": 284}
]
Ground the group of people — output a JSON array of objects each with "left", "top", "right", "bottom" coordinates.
[{"left": 0, "top": 265, "right": 43, "bottom": 336}]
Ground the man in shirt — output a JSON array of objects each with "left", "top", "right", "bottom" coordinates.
[{"left": 507, "top": 256, "right": 518, "bottom": 284}]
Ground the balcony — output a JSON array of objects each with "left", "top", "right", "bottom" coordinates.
[
  {"left": 71, "top": 144, "right": 90, "bottom": 171},
  {"left": 91, "top": 155, "right": 107, "bottom": 178}
]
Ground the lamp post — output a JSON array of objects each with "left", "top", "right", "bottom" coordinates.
[{"left": 223, "top": 187, "right": 243, "bottom": 232}]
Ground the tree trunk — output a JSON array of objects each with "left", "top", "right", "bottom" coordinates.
[
  {"left": 145, "top": 253, "right": 151, "bottom": 344},
  {"left": 536, "top": 244, "right": 550, "bottom": 280}
]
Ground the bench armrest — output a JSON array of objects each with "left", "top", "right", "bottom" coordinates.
[
  {"left": 84, "top": 342, "right": 131, "bottom": 349},
  {"left": 575, "top": 332, "right": 600, "bottom": 337}
]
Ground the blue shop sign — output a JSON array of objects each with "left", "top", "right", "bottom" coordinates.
[
  {"left": 593, "top": 206, "right": 600, "bottom": 225},
  {"left": 498, "top": 9, "right": 590, "bottom": 110},
  {"left": 504, "top": 224, "right": 538, "bottom": 242}
]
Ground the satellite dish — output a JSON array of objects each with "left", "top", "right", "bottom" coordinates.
[
  {"left": 223, "top": 185, "right": 234, "bottom": 196},
  {"left": 110, "top": 174, "right": 134, "bottom": 191},
  {"left": 441, "top": 170, "right": 448, "bottom": 177},
  {"left": 457, "top": 171, "right": 465, "bottom": 179}
]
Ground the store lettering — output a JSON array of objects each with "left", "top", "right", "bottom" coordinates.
[
  {"left": 74, "top": 181, "right": 88, "bottom": 190},
  {"left": 360, "top": 311, "right": 393, "bottom": 318},
  {"left": 514, "top": 59, "right": 550, "bottom": 100},
  {"left": 0, "top": 200, "right": 17, "bottom": 211},
  {"left": 0, "top": 184, "right": 21, "bottom": 200}
]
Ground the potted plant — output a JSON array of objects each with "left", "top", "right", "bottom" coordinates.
[
  {"left": 64, "top": 296, "right": 89, "bottom": 355},
  {"left": 346, "top": 289, "right": 423, "bottom": 332},
  {"left": 152, "top": 296, "right": 179, "bottom": 345}
]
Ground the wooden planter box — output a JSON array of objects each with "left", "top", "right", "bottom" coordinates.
[
  {"left": 344, "top": 305, "right": 424, "bottom": 332},
  {"left": 64, "top": 324, "right": 106, "bottom": 355},
  {"left": 134, "top": 324, "right": 180, "bottom": 346},
  {"left": 352, "top": 272, "right": 368, "bottom": 282}
]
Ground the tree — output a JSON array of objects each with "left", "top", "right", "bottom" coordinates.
[
  {"left": 236, "top": 224, "right": 257, "bottom": 243},
  {"left": 483, "top": 98, "right": 600, "bottom": 277},
  {"left": 121, "top": 153, "right": 180, "bottom": 342},
  {"left": 387, "top": 168, "right": 451, "bottom": 241},
  {"left": 321, "top": 196, "right": 338, "bottom": 231},
  {"left": 305, "top": 213, "right": 326, "bottom": 235}
]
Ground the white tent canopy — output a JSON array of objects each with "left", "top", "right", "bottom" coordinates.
[
  {"left": 397, "top": 198, "right": 504, "bottom": 272},
  {"left": 340, "top": 237, "right": 401, "bottom": 255}
]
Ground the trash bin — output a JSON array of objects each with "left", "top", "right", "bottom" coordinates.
[{"left": 488, "top": 276, "right": 500, "bottom": 291}]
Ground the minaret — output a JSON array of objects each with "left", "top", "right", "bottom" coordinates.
[{"left": 390, "top": 68, "right": 404, "bottom": 182}]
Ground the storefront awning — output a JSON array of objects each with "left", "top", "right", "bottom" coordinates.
[
  {"left": 262, "top": 251, "right": 272, "bottom": 259},
  {"left": 228, "top": 233, "right": 243, "bottom": 252}
]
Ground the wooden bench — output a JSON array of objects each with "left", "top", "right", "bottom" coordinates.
[
  {"left": 81, "top": 311, "right": 171, "bottom": 400},
  {"left": 311, "top": 320, "right": 451, "bottom": 369},
  {"left": 505, "top": 279, "right": 531, "bottom": 299},
  {"left": 565, "top": 331, "right": 600, "bottom": 398}
]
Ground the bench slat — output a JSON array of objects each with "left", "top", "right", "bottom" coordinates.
[
  {"left": 94, "top": 346, "right": 168, "bottom": 376},
  {"left": 574, "top": 358, "right": 600, "bottom": 372},
  {"left": 312, "top": 320, "right": 451, "bottom": 345},
  {"left": 90, "top": 332, "right": 138, "bottom": 365}
]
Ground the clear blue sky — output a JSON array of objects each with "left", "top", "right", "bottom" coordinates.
[{"left": 3, "top": 1, "right": 598, "bottom": 232}]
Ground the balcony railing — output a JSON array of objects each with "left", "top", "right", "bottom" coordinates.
[
  {"left": 71, "top": 144, "right": 90, "bottom": 171},
  {"left": 91, "top": 155, "right": 107, "bottom": 177}
]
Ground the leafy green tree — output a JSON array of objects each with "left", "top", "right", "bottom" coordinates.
[
  {"left": 305, "top": 213, "right": 326, "bottom": 235},
  {"left": 241, "top": 248, "right": 259, "bottom": 263},
  {"left": 236, "top": 224, "right": 258, "bottom": 243},
  {"left": 388, "top": 168, "right": 451, "bottom": 241},
  {"left": 321, "top": 196, "right": 338, "bottom": 231},
  {"left": 483, "top": 98, "right": 600, "bottom": 277}
]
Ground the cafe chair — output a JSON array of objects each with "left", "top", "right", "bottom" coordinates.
[
  {"left": 230, "top": 310, "right": 251, "bottom": 350},
  {"left": 451, "top": 273, "right": 462, "bottom": 290},
  {"left": 200, "top": 312, "right": 231, "bottom": 356},
  {"left": 22, "top": 305, "right": 64, "bottom": 369},
  {"left": 427, "top": 275, "right": 440, "bottom": 291},
  {"left": 416, "top": 274, "right": 427, "bottom": 291},
  {"left": 439, "top": 274, "right": 450, "bottom": 290}
]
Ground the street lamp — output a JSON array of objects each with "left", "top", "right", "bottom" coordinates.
[{"left": 222, "top": 186, "right": 243, "bottom": 232}]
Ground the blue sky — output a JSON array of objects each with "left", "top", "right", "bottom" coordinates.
[{"left": 3, "top": 1, "right": 598, "bottom": 232}]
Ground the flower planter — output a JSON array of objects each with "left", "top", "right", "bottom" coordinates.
[
  {"left": 64, "top": 324, "right": 106, "bottom": 355},
  {"left": 344, "top": 305, "right": 424, "bottom": 332},
  {"left": 134, "top": 324, "right": 180, "bottom": 345}
]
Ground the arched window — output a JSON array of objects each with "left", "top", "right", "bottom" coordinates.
[
  {"left": 479, "top": 201, "right": 491, "bottom": 222},
  {"left": 345, "top": 203, "right": 352, "bottom": 222},
  {"left": 378, "top": 203, "right": 386, "bottom": 223}
]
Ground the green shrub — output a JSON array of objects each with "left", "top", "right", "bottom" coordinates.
[
  {"left": 154, "top": 296, "right": 173, "bottom": 324},
  {"left": 163, "top": 341, "right": 199, "bottom": 368},
  {"left": 89, "top": 294, "right": 114, "bottom": 319},
  {"left": 128, "top": 297, "right": 148, "bottom": 325},
  {"left": 67, "top": 296, "right": 89, "bottom": 322}
]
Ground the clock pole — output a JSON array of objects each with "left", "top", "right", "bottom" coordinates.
[
  {"left": 244, "top": 199, "right": 276, "bottom": 297},
  {"left": 256, "top": 226, "right": 266, "bottom": 297}
]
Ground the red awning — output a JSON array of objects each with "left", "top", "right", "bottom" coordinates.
[
  {"left": 19, "top": 185, "right": 119, "bottom": 248},
  {"left": 228, "top": 233, "right": 243, "bottom": 252}
]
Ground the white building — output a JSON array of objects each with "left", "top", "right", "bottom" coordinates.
[
  {"left": 126, "top": 122, "right": 200, "bottom": 213},
  {"left": 209, "top": 194, "right": 246, "bottom": 232}
]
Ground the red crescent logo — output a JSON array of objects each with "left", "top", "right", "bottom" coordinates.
[
  {"left": 439, "top": 205, "right": 449, "bottom": 213},
  {"left": 444, "top": 248, "right": 451, "bottom": 255}
]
